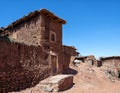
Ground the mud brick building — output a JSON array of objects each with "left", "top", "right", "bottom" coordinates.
[
  {"left": 74, "top": 55, "right": 97, "bottom": 67},
  {"left": 0, "top": 9, "right": 78, "bottom": 92},
  {"left": 62, "top": 45, "right": 79, "bottom": 73},
  {"left": 100, "top": 56, "right": 120, "bottom": 79}
]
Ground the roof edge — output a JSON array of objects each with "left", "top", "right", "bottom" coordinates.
[
  {"left": 5, "top": 9, "right": 66, "bottom": 30},
  {"left": 100, "top": 56, "right": 120, "bottom": 60}
]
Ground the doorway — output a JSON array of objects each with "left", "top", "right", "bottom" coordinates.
[
  {"left": 51, "top": 55, "right": 57, "bottom": 75},
  {"left": 118, "top": 70, "right": 120, "bottom": 78}
]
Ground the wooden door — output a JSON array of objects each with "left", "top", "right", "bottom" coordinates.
[{"left": 51, "top": 55, "right": 57, "bottom": 75}]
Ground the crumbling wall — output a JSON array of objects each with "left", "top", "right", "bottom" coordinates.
[
  {"left": 102, "top": 58, "right": 120, "bottom": 68},
  {"left": 62, "top": 46, "right": 78, "bottom": 74},
  {"left": 101, "top": 58, "right": 120, "bottom": 79},
  {"left": 62, "top": 53, "right": 71, "bottom": 74},
  {"left": 97, "top": 60, "right": 102, "bottom": 67},
  {"left": 74, "top": 55, "right": 97, "bottom": 67},
  {"left": 0, "top": 39, "right": 51, "bottom": 93}
]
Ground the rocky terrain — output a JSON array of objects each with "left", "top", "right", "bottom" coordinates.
[{"left": 10, "top": 62, "right": 120, "bottom": 93}]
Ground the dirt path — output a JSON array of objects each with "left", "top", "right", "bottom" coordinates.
[
  {"left": 11, "top": 63, "right": 120, "bottom": 93},
  {"left": 60, "top": 63, "right": 120, "bottom": 93}
]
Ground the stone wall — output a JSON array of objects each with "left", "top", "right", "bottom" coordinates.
[
  {"left": 5, "top": 13, "right": 64, "bottom": 74},
  {"left": 6, "top": 14, "right": 45, "bottom": 46},
  {"left": 0, "top": 38, "right": 51, "bottom": 92},
  {"left": 62, "top": 46, "right": 78, "bottom": 74},
  {"left": 101, "top": 57, "right": 120, "bottom": 78},
  {"left": 74, "top": 55, "right": 97, "bottom": 67},
  {"left": 62, "top": 53, "right": 71, "bottom": 74},
  {"left": 49, "top": 20, "right": 63, "bottom": 74},
  {"left": 102, "top": 58, "right": 120, "bottom": 69},
  {"left": 0, "top": 9, "right": 73, "bottom": 92}
]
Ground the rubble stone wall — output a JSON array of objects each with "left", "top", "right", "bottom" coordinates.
[
  {"left": 0, "top": 39, "right": 51, "bottom": 93},
  {"left": 62, "top": 46, "right": 78, "bottom": 74},
  {"left": 62, "top": 53, "right": 71, "bottom": 74},
  {"left": 5, "top": 13, "right": 64, "bottom": 74},
  {"left": 7, "top": 14, "right": 42, "bottom": 46},
  {"left": 102, "top": 58, "right": 120, "bottom": 78},
  {"left": 102, "top": 58, "right": 120, "bottom": 69}
]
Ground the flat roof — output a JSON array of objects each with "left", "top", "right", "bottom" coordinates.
[{"left": 5, "top": 9, "right": 66, "bottom": 30}]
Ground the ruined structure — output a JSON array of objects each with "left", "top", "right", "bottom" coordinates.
[
  {"left": 0, "top": 9, "right": 78, "bottom": 92},
  {"left": 62, "top": 45, "right": 79, "bottom": 73},
  {"left": 72, "top": 55, "right": 120, "bottom": 80},
  {"left": 74, "top": 55, "right": 97, "bottom": 67},
  {"left": 100, "top": 56, "right": 120, "bottom": 79}
]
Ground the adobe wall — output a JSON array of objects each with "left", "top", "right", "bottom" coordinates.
[
  {"left": 62, "top": 46, "right": 78, "bottom": 74},
  {"left": 102, "top": 58, "right": 120, "bottom": 69},
  {"left": 101, "top": 58, "right": 120, "bottom": 78},
  {"left": 5, "top": 14, "right": 40, "bottom": 45},
  {"left": 5, "top": 14, "right": 50, "bottom": 51},
  {"left": 62, "top": 53, "right": 71, "bottom": 74},
  {"left": 5, "top": 13, "right": 63, "bottom": 74},
  {"left": 74, "top": 55, "right": 97, "bottom": 67},
  {"left": 49, "top": 20, "right": 63, "bottom": 73},
  {"left": 0, "top": 38, "right": 51, "bottom": 92}
]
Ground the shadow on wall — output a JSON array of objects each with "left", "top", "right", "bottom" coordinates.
[
  {"left": 118, "top": 70, "right": 120, "bottom": 79},
  {"left": 63, "top": 68, "right": 78, "bottom": 75},
  {"left": 0, "top": 36, "right": 11, "bottom": 42}
]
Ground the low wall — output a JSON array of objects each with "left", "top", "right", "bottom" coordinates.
[
  {"left": 0, "top": 38, "right": 51, "bottom": 92},
  {"left": 62, "top": 53, "right": 71, "bottom": 74}
]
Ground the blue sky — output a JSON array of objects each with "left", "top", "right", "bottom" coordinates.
[{"left": 0, "top": 0, "right": 120, "bottom": 58}]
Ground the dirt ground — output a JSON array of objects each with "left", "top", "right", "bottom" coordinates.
[
  {"left": 11, "top": 63, "right": 120, "bottom": 93},
  {"left": 61, "top": 63, "right": 120, "bottom": 93}
]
